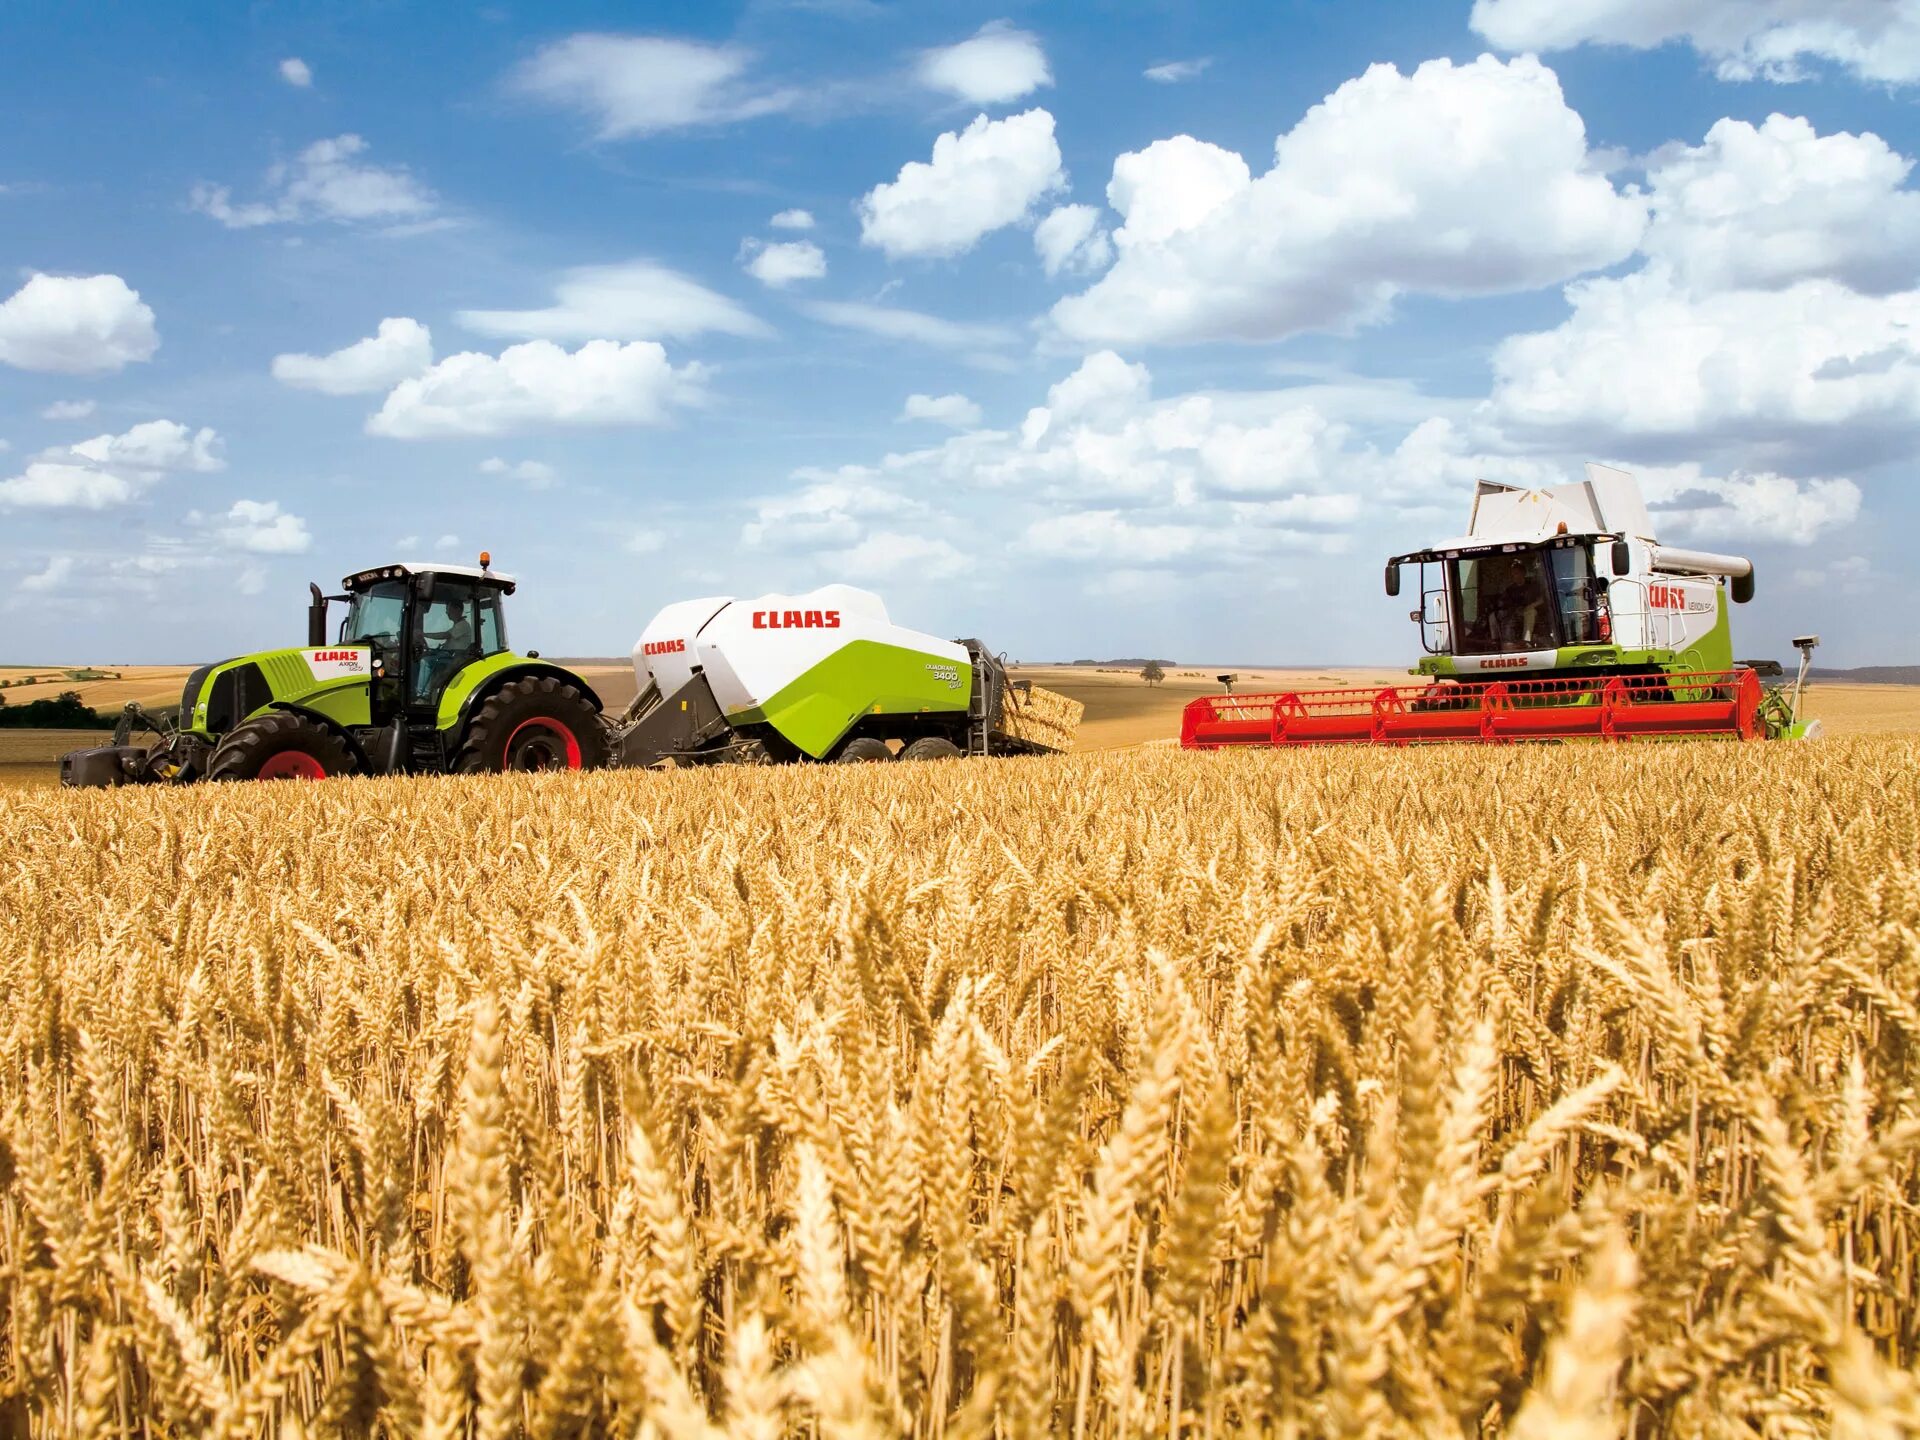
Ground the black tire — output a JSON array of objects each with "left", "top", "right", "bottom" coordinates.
[
  {"left": 208, "top": 711, "right": 358, "bottom": 782},
  {"left": 899, "top": 736, "right": 964, "bottom": 762},
  {"left": 832, "top": 736, "right": 894, "bottom": 764},
  {"left": 456, "top": 676, "right": 609, "bottom": 774}
]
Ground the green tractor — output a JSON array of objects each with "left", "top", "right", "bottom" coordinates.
[{"left": 62, "top": 555, "right": 609, "bottom": 786}]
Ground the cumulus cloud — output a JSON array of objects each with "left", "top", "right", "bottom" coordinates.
[
  {"left": 1144, "top": 58, "right": 1212, "bottom": 83},
  {"left": 743, "top": 240, "right": 827, "bottom": 288},
  {"left": 0, "top": 462, "right": 141, "bottom": 511},
  {"left": 279, "top": 57, "right": 313, "bottom": 87},
  {"left": 1033, "top": 204, "right": 1112, "bottom": 277},
  {"left": 479, "top": 457, "right": 559, "bottom": 488},
  {"left": 801, "top": 300, "right": 1015, "bottom": 351},
  {"left": 367, "top": 339, "right": 705, "bottom": 438},
  {"left": 18, "top": 556, "right": 75, "bottom": 593},
  {"left": 191, "top": 134, "right": 435, "bottom": 228},
  {"left": 900, "top": 392, "right": 982, "bottom": 428},
  {"left": 1487, "top": 266, "right": 1920, "bottom": 467},
  {"left": 0, "top": 273, "right": 158, "bottom": 374},
  {"left": 770, "top": 208, "right": 815, "bottom": 230},
  {"left": 917, "top": 22, "right": 1051, "bottom": 104},
  {"left": 459, "top": 261, "right": 766, "bottom": 342},
  {"left": 40, "top": 399, "right": 96, "bottom": 420},
  {"left": 1637, "top": 464, "right": 1861, "bottom": 544},
  {"left": 71, "top": 420, "right": 225, "bottom": 472},
  {"left": 1642, "top": 115, "right": 1920, "bottom": 295},
  {"left": 216, "top": 499, "right": 312, "bottom": 554},
  {"left": 859, "top": 108, "right": 1065, "bottom": 259},
  {"left": 509, "top": 34, "right": 796, "bottom": 138},
  {"left": 1049, "top": 56, "right": 1646, "bottom": 346},
  {"left": 272, "top": 317, "right": 433, "bottom": 394},
  {"left": 743, "top": 475, "right": 920, "bottom": 550},
  {"left": 1023, "top": 510, "right": 1202, "bottom": 562},
  {"left": 1470, "top": 0, "right": 1920, "bottom": 84},
  {"left": 832, "top": 531, "right": 969, "bottom": 581}
]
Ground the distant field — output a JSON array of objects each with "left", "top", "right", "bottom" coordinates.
[
  {"left": 5, "top": 663, "right": 1915, "bottom": 789},
  {"left": 0, "top": 664, "right": 196, "bottom": 714}
]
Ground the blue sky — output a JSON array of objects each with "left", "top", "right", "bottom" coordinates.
[{"left": 2, "top": 0, "right": 1916, "bottom": 666}]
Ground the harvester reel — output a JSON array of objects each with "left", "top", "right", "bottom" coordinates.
[
  {"left": 456, "top": 676, "right": 608, "bottom": 774},
  {"left": 209, "top": 712, "right": 359, "bottom": 782}
]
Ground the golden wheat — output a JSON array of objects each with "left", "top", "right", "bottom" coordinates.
[{"left": 0, "top": 738, "right": 1916, "bottom": 1438}]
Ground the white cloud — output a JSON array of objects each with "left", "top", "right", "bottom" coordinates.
[
  {"left": 0, "top": 273, "right": 158, "bottom": 374},
  {"left": 272, "top": 317, "right": 433, "bottom": 395},
  {"left": 18, "top": 556, "right": 75, "bottom": 593},
  {"left": 509, "top": 34, "right": 796, "bottom": 139},
  {"left": 1144, "top": 58, "right": 1212, "bottom": 83},
  {"left": 1487, "top": 266, "right": 1920, "bottom": 465},
  {"left": 743, "top": 240, "right": 827, "bottom": 288},
  {"left": 801, "top": 300, "right": 1014, "bottom": 351},
  {"left": 367, "top": 339, "right": 705, "bottom": 439},
  {"left": 917, "top": 22, "right": 1051, "bottom": 104},
  {"left": 858, "top": 108, "right": 1065, "bottom": 259},
  {"left": 458, "top": 260, "right": 766, "bottom": 342},
  {"left": 770, "top": 208, "right": 815, "bottom": 230},
  {"left": 279, "top": 57, "right": 313, "bottom": 87},
  {"left": 743, "top": 474, "right": 919, "bottom": 549},
  {"left": 626, "top": 529, "right": 666, "bottom": 554},
  {"left": 1642, "top": 115, "right": 1920, "bottom": 296},
  {"left": 395, "top": 535, "right": 421, "bottom": 550},
  {"left": 71, "top": 419, "right": 225, "bottom": 473},
  {"left": 900, "top": 392, "right": 982, "bottom": 428},
  {"left": 1636, "top": 464, "right": 1861, "bottom": 544},
  {"left": 1033, "top": 204, "right": 1112, "bottom": 277},
  {"left": 216, "top": 499, "right": 312, "bottom": 554},
  {"left": 191, "top": 134, "right": 435, "bottom": 228},
  {"left": 1792, "top": 555, "right": 1875, "bottom": 594},
  {"left": 831, "top": 530, "right": 968, "bottom": 580},
  {"left": 435, "top": 533, "right": 461, "bottom": 551},
  {"left": 40, "top": 399, "right": 96, "bottom": 420},
  {"left": 1023, "top": 510, "right": 1202, "bottom": 563},
  {"left": 479, "top": 457, "right": 559, "bottom": 488},
  {"left": 1470, "top": 0, "right": 1920, "bottom": 84},
  {"left": 0, "top": 461, "right": 142, "bottom": 510},
  {"left": 1050, "top": 56, "right": 1646, "bottom": 345}
]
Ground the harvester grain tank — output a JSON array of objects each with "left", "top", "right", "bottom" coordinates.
[{"left": 1181, "top": 464, "right": 1820, "bottom": 748}]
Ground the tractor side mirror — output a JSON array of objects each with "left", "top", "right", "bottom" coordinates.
[
  {"left": 1384, "top": 562, "right": 1401, "bottom": 597},
  {"left": 414, "top": 572, "right": 436, "bottom": 603},
  {"left": 1610, "top": 539, "right": 1631, "bottom": 577}
]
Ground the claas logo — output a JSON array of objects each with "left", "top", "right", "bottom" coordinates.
[
  {"left": 1649, "top": 584, "right": 1689, "bottom": 610},
  {"left": 643, "top": 639, "right": 686, "bottom": 656},
  {"left": 752, "top": 609, "right": 842, "bottom": 630},
  {"left": 310, "top": 649, "right": 361, "bottom": 662}
]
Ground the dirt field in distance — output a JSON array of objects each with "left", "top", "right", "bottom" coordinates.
[{"left": 0, "top": 665, "right": 196, "bottom": 714}]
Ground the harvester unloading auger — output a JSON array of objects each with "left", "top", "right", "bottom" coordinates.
[{"left": 1182, "top": 464, "right": 1821, "bottom": 750}]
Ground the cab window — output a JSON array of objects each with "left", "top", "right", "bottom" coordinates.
[
  {"left": 342, "top": 581, "right": 407, "bottom": 645},
  {"left": 475, "top": 591, "right": 507, "bottom": 655}
]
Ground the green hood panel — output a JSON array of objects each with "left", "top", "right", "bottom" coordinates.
[
  {"left": 733, "top": 639, "right": 970, "bottom": 758},
  {"left": 186, "top": 647, "right": 374, "bottom": 735}
]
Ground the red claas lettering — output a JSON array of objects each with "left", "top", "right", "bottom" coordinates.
[{"left": 751, "top": 610, "right": 843, "bottom": 630}]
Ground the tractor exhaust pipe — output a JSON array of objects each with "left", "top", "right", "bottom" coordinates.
[{"left": 308, "top": 582, "right": 328, "bottom": 647}]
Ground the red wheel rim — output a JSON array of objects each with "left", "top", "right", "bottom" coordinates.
[
  {"left": 258, "top": 750, "right": 327, "bottom": 780},
  {"left": 503, "top": 717, "right": 583, "bottom": 771}
]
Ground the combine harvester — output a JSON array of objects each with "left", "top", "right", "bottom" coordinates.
[
  {"left": 63, "top": 565, "right": 1078, "bottom": 786},
  {"left": 1182, "top": 464, "right": 1820, "bottom": 750}
]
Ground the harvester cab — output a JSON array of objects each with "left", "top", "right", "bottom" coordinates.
[
  {"left": 62, "top": 553, "right": 609, "bottom": 786},
  {"left": 1184, "top": 463, "right": 1820, "bottom": 748}
]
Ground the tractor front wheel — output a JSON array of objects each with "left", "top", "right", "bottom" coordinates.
[
  {"left": 457, "top": 677, "right": 609, "bottom": 774},
  {"left": 208, "top": 712, "right": 358, "bottom": 782}
]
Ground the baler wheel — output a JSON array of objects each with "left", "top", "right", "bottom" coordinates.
[
  {"left": 899, "top": 736, "right": 963, "bottom": 762},
  {"left": 833, "top": 736, "right": 894, "bottom": 764},
  {"left": 208, "top": 711, "right": 357, "bottom": 782},
  {"left": 457, "top": 677, "right": 609, "bottom": 774}
]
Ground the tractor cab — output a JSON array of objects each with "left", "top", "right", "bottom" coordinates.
[
  {"left": 319, "top": 557, "right": 516, "bottom": 721},
  {"left": 1387, "top": 534, "right": 1617, "bottom": 660}
]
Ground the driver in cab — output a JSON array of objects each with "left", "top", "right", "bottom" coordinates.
[{"left": 416, "top": 599, "right": 474, "bottom": 703}]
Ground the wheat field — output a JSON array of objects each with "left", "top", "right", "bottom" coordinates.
[{"left": 0, "top": 740, "right": 1916, "bottom": 1438}]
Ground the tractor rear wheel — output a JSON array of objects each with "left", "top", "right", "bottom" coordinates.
[
  {"left": 456, "top": 677, "right": 609, "bottom": 774},
  {"left": 833, "top": 736, "right": 894, "bottom": 764},
  {"left": 208, "top": 711, "right": 358, "bottom": 782},
  {"left": 899, "top": 736, "right": 963, "bottom": 762}
]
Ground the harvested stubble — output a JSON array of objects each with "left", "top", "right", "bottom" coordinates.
[{"left": 0, "top": 739, "right": 1917, "bottom": 1439}]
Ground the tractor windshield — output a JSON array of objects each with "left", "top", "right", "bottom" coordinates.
[
  {"left": 1446, "top": 544, "right": 1608, "bottom": 655},
  {"left": 342, "top": 581, "right": 407, "bottom": 646}
]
